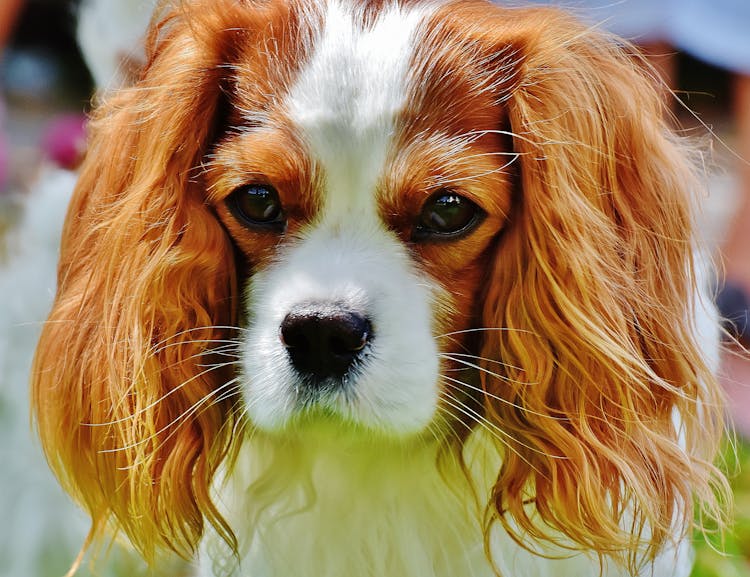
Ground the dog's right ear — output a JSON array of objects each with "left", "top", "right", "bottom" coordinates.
[
  {"left": 465, "top": 4, "right": 729, "bottom": 571},
  {"left": 30, "top": 0, "right": 270, "bottom": 564}
]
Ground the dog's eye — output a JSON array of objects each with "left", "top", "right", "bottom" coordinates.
[
  {"left": 413, "top": 190, "right": 485, "bottom": 241},
  {"left": 227, "top": 184, "right": 284, "bottom": 229}
]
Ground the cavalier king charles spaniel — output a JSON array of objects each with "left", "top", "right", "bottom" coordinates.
[{"left": 31, "top": 0, "right": 729, "bottom": 575}]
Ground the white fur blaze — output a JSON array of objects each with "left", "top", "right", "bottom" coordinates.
[{"left": 240, "top": 0, "right": 442, "bottom": 435}]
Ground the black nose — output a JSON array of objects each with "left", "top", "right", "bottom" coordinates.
[{"left": 280, "top": 302, "right": 372, "bottom": 380}]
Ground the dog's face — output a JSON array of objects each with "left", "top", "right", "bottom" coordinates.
[
  {"left": 32, "top": 0, "right": 727, "bottom": 569},
  {"left": 208, "top": 1, "right": 513, "bottom": 435}
]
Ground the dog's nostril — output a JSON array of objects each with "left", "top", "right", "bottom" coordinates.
[{"left": 280, "top": 302, "right": 372, "bottom": 380}]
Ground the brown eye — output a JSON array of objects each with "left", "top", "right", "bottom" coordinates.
[
  {"left": 413, "top": 190, "right": 485, "bottom": 241},
  {"left": 227, "top": 184, "right": 285, "bottom": 230}
]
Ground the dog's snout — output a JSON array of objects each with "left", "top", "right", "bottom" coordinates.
[{"left": 280, "top": 302, "right": 372, "bottom": 380}]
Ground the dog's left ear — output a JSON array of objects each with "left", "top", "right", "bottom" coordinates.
[
  {"left": 30, "top": 1, "right": 262, "bottom": 563},
  {"left": 472, "top": 6, "right": 729, "bottom": 568}
]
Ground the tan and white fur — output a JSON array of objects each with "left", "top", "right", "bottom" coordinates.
[{"left": 29, "top": 1, "right": 729, "bottom": 576}]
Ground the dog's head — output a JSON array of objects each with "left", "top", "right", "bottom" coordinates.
[{"left": 32, "top": 0, "right": 727, "bottom": 569}]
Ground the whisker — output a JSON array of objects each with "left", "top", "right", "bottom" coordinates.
[
  {"left": 438, "top": 392, "right": 549, "bottom": 478},
  {"left": 138, "top": 344, "right": 241, "bottom": 385},
  {"left": 177, "top": 343, "right": 242, "bottom": 367},
  {"left": 198, "top": 348, "right": 242, "bottom": 361},
  {"left": 440, "top": 392, "right": 511, "bottom": 443},
  {"left": 232, "top": 404, "right": 254, "bottom": 444},
  {"left": 443, "top": 351, "right": 521, "bottom": 369},
  {"left": 441, "top": 385, "right": 564, "bottom": 464},
  {"left": 195, "top": 341, "right": 242, "bottom": 354},
  {"left": 225, "top": 398, "right": 250, "bottom": 442},
  {"left": 442, "top": 375, "right": 564, "bottom": 422},
  {"left": 440, "top": 353, "right": 529, "bottom": 383},
  {"left": 215, "top": 381, "right": 246, "bottom": 407},
  {"left": 109, "top": 378, "right": 243, "bottom": 460},
  {"left": 436, "top": 327, "right": 537, "bottom": 339},
  {"left": 150, "top": 337, "right": 243, "bottom": 357},
  {"left": 434, "top": 404, "right": 475, "bottom": 438},
  {"left": 196, "top": 360, "right": 243, "bottom": 371},
  {"left": 84, "top": 361, "right": 239, "bottom": 427},
  {"left": 149, "top": 325, "right": 247, "bottom": 354},
  {"left": 156, "top": 344, "right": 241, "bottom": 374}
]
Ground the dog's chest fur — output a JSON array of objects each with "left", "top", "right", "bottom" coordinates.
[
  {"left": 198, "top": 432, "right": 690, "bottom": 577},
  {"left": 202, "top": 435, "right": 486, "bottom": 576}
]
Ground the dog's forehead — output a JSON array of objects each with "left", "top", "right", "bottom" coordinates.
[
  {"left": 284, "top": 0, "right": 436, "bottom": 215},
  {"left": 286, "top": 0, "right": 431, "bottom": 141}
]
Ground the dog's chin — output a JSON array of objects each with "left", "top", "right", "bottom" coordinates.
[
  {"left": 250, "top": 406, "right": 434, "bottom": 445},
  {"left": 240, "top": 367, "right": 442, "bottom": 441}
]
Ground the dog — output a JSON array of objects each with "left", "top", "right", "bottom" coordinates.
[{"left": 31, "top": 0, "right": 729, "bottom": 575}]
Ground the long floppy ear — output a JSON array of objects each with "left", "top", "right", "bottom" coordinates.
[
  {"left": 477, "top": 7, "right": 729, "bottom": 569},
  {"left": 31, "top": 1, "right": 254, "bottom": 562}
]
